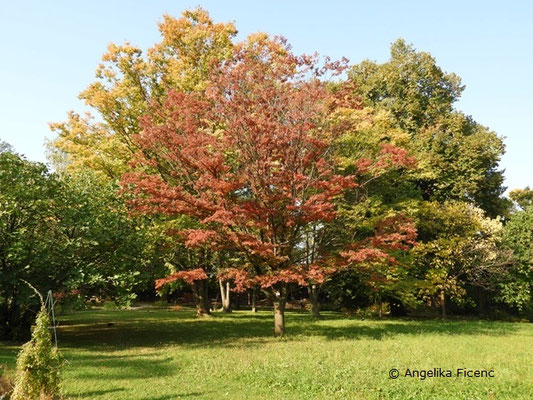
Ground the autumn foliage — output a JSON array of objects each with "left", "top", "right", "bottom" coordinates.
[
  {"left": 155, "top": 268, "right": 208, "bottom": 289},
  {"left": 123, "top": 34, "right": 416, "bottom": 334}
]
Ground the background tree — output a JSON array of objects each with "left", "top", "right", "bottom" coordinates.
[
  {"left": 49, "top": 7, "right": 236, "bottom": 180},
  {"left": 0, "top": 146, "right": 154, "bottom": 338},
  {"left": 58, "top": 171, "right": 156, "bottom": 307},
  {"left": 500, "top": 205, "right": 533, "bottom": 313},
  {"left": 0, "top": 149, "right": 65, "bottom": 339},
  {"left": 328, "top": 106, "right": 419, "bottom": 314},
  {"left": 335, "top": 39, "right": 510, "bottom": 317},
  {"left": 47, "top": 9, "right": 238, "bottom": 315},
  {"left": 349, "top": 39, "right": 507, "bottom": 218},
  {"left": 413, "top": 201, "right": 509, "bottom": 318}
]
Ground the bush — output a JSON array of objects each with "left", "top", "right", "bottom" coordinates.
[{"left": 11, "top": 308, "right": 63, "bottom": 400}]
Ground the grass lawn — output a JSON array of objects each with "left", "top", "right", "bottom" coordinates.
[{"left": 1, "top": 308, "right": 532, "bottom": 399}]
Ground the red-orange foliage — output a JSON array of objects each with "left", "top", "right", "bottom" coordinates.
[
  {"left": 216, "top": 268, "right": 255, "bottom": 293},
  {"left": 340, "top": 215, "right": 417, "bottom": 292},
  {"left": 216, "top": 216, "right": 416, "bottom": 293},
  {"left": 123, "top": 35, "right": 416, "bottom": 305},
  {"left": 341, "top": 215, "right": 417, "bottom": 263},
  {"left": 216, "top": 263, "right": 336, "bottom": 293},
  {"left": 154, "top": 268, "right": 208, "bottom": 290}
]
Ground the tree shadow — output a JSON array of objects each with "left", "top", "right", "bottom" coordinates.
[
  {"left": 289, "top": 318, "right": 520, "bottom": 340},
  {"left": 52, "top": 309, "right": 521, "bottom": 351},
  {"left": 143, "top": 393, "right": 210, "bottom": 400},
  {"left": 69, "top": 388, "right": 125, "bottom": 398}
]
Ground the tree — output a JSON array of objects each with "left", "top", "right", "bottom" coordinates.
[
  {"left": 329, "top": 105, "right": 420, "bottom": 314},
  {"left": 124, "top": 34, "right": 348, "bottom": 335},
  {"left": 349, "top": 39, "right": 464, "bottom": 134},
  {"left": 0, "top": 147, "right": 154, "bottom": 338},
  {"left": 500, "top": 205, "right": 533, "bottom": 313},
  {"left": 339, "top": 40, "right": 509, "bottom": 317},
  {"left": 49, "top": 7, "right": 236, "bottom": 180},
  {"left": 124, "top": 33, "right": 417, "bottom": 335},
  {"left": 47, "top": 9, "right": 239, "bottom": 315},
  {"left": 349, "top": 39, "right": 507, "bottom": 217},
  {"left": 413, "top": 201, "right": 510, "bottom": 318},
  {"left": 0, "top": 150, "right": 65, "bottom": 339},
  {"left": 57, "top": 171, "right": 155, "bottom": 307}
]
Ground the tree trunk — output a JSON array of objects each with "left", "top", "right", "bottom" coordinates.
[
  {"left": 307, "top": 284, "right": 321, "bottom": 318},
  {"left": 273, "top": 300, "right": 286, "bottom": 336},
  {"left": 477, "top": 288, "right": 490, "bottom": 317},
  {"left": 378, "top": 295, "right": 383, "bottom": 319},
  {"left": 234, "top": 292, "right": 241, "bottom": 310},
  {"left": 219, "top": 279, "right": 232, "bottom": 313},
  {"left": 270, "top": 285, "right": 287, "bottom": 336},
  {"left": 440, "top": 290, "right": 446, "bottom": 319},
  {"left": 192, "top": 279, "right": 211, "bottom": 317},
  {"left": 251, "top": 287, "right": 257, "bottom": 313}
]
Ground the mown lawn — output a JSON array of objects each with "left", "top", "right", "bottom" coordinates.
[{"left": 1, "top": 308, "right": 532, "bottom": 399}]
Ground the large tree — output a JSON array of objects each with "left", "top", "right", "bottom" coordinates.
[
  {"left": 0, "top": 147, "right": 152, "bottom": 338},
  {"left": 349, "top": 39, "right": 507, "bottom": 217},
  {"left": 48, "top": 8, "right": 239, "bottom": 314},
  {"left": 338, "top": 40, "right": 510, "bottom": 316},
  {"left": 124, "top": 34, "right": 415, "bottom": 335},
  {"left": 0, "top": 149, "right": 65, "bottom": 339}
]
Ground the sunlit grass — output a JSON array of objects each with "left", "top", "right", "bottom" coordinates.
[{"left": 1, "top": 308, "right": 532, "bottom": 399}]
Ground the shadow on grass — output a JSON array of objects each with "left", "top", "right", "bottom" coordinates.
[
  {"left": 50, "top": 308, "right": 521, "bottom": 351},
  {"left": 68, "top": 386, "right": 209, "bottom": 399},
  {"left": 70, "top": 388, "right": 125, "bottom": 398},
  {"left": 143, "top": 393, "right": 209, "bottom": 400}
]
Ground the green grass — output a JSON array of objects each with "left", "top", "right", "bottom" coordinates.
[{"left": 1, "top": 308, "right": 532, "bottom": 399}]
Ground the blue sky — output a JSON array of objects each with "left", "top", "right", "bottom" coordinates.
[{"left": 0, "top": 1, "right": 531, "bottom": 192}]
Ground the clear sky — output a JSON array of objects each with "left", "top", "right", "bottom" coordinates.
[{"left": 0, "top": 1, "right": 531, "bottom": 192}]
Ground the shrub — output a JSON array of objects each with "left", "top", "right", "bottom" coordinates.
[{"left": 11, "top": 307, "right": 63, "bottom": 400}]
